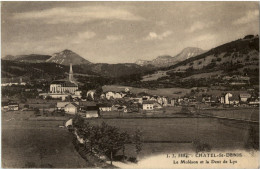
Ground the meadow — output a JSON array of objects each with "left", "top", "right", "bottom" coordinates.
[
  {"left": 2, "top": 119, "right": 89, "bottom": 168},
  {"left": 102, "top": 85, "right": 191, "bottom": 98},
  {"left": 86, "top": 117, "right": 259, "bottom": 159}
]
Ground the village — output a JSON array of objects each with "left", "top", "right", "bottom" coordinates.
[{"left": 2, "top": 64, "right": 259, "bottom": 120}]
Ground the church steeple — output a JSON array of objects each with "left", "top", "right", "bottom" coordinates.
[{"left": 69, "top": 63, "right": 73, "bottom": 82}]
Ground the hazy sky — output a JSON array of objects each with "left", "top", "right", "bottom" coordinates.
[{"left": 2, "top": 2, "right": 259, "bottom": 63}]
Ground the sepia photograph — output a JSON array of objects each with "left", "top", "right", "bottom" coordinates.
[{"left": 1, "top": 1, "right": 259, "bottom": 168}]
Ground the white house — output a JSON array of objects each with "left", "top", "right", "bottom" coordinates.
[
  {"left": 72, "top": 90, "right": 82, "bottom": 99},
  {"left": 64, "top": 102, "right": 78, "bottom": 115},
  {"left": 142, "top": 101, "right": 154, "bottom": 110},
  {"left": 224, "top": 93, "right": 232, "bottom": 104},
  {"left": 99, "top": 107, "right": 112, "bottom": 111},
  {"left": 248, "top": 98, "right": 260, "bottom": 105},
  {"left": 57, "top": 102, "right": 79, "bottom": 110},
  {"left": 105, "top": 91, "right": 124, "bottom": 100},
  {"left": 170, "top": 99, "right": 175, "bottom": 106},
  {"left": 105, "top": 92, "right": 115, "bottom": 100},
  {"left": 239, "top": 93, "right": 251, "bottom": 102},
  {"left": 8, "top": 102, "right": 19, "bottom": 111},
  {"left": 86, "top": 111, "right": 99, "bottom": 118}
]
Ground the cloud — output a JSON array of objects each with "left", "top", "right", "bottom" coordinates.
[
  {"left": 185, "top": 21, "right": 214, "bottom": 33},
  {"left": 106, "top": 35, "right": 123, "bottom": 41},
  {"left": 145, "top": 31, "right": 172, "bottom": 40},
  {"left": 78, "top": 31, "right": 96, "bottom": 39},
  {"left": 195, "top": 33, "right": 216, "bottom": 42},
  {"left": 12, "top": 6, "right": 143, "bottom": 24},
  {"left": 232, "top": 10, "right": 259, "bottom": 25}
]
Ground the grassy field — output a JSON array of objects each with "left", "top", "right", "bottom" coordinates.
[
  {"left": 86, "top": 117, "right": 259, "bottom": 159},
  {"left": 2, "top": 117, "right": 89, "bottom": 168},
  {"left": 103, "top": 85, "right": 191, "bottom": 98},
  {"left": 199, "top": 108, "right": 259, "bottom": 122},
  {"left": 141, "top": 71, "right": 168, "bottom": 81}
]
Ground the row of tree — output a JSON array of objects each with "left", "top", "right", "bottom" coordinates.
[{"left": 72, "top": 115, "right": 142, "bottom": 165}]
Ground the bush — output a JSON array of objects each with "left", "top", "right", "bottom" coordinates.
[{"left": 127, "top": 157, "right": 137, "bottom": 163}]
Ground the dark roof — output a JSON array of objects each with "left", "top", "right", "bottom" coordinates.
[
  {"left": 51, "top": 80, "right": 77, "bottom": 87},
  {"left": 8, "top": 102, "right": 19, "bottom": 106},
  {"left": 65, "top": 102, "right": 79, "bottom": 108},
  {"left": 98, "top": 103, "right": 112, "bottom": 107},
  {"left": 143, "top": 101, "right": 155, "bottom": 104},
  {"left": 79, "top": 101, "right": 97, "bottom": 107},
  {"left": 2, "top": 102, "right": 9, "bottom": 106},
  {"left": 71, "top": 102, "right": 79, "bottom": 107},
  {"left": 229, "top": 94, "right": 240, "bottom": 101},
  {"left": 85, "top": 106, "right": 99, "bottom": 111}
]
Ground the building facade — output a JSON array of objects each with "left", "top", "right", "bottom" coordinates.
[{"left": 50, "top": 64, "right": 78, "bottom": 94}]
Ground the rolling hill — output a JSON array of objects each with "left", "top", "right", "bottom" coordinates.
[{"left": 140, "top": 35, "right": 259, "bottom": 85}]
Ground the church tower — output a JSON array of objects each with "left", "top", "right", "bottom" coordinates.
[{"left": 69, "top": 63, "right": 73, "bottom": 82}]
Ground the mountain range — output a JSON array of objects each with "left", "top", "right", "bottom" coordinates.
[
  {"left": 3, "top": 50, "right": 91, "bottom": 65},
  {"left": 3, "top": 47, "right": 204, "bottom": 67},
  {"left": 135, "top": 47, "right": 205, "bottom": 67},
  {"left": 140, "top": 34, "right": 259, "bottom": 84},
  {"left": 2, "top": 34, "right": 259, "bottom": 81}
]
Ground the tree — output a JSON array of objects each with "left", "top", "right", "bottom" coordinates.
[
  {"left": 65, "top": 95, "right": 73, "bottom": 102},
  {"left": 133, "top": 129, "right": 142, "bottom": 156},
  {"left": 94, "top": 86, "right": 103, "bottom": 101},
  {"left": 87, "top": 94, "right": 93, "bottom": 101},
  {"left": 120, "top": 132, "right": 130, "bottom": 159},
  {"left": 73, "top": 114, "right": 85, "bottom": 129},
  {"left": 98, "top": 122, "right": 125, "bottom": 165}
]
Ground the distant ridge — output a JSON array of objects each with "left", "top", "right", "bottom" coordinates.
[
  {"left": 135, "top": 47, "right": 205, "bottom": 67},
  {"left": 2, "top": 54, "right": 52, "bottom": 63}
]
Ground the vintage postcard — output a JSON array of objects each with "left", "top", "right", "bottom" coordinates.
[{"left": 1, "top": 1, "right": 259, "bottom": 168}]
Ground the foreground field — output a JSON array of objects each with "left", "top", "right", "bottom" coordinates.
[
  {"left": 86, "top": 117, "right": 259, "bottom": 159},
  {"left": 2, "top": 110, "right": 258, "bottom": 168},
  {"left": 2, "top": 120, "right": 89, "bottom": 168}
]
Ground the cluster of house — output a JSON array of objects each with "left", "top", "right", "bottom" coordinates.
[
  {"left": 98, "top": 90, "right": 174, "bottom": 112},
  {"left": 1, "top": 101, "right": 19, "bottom": 111},
  {"left": 174, "top": 92, "right": 259, "bottom": 107},
  {"left": 56, "top": 101, "right": 99, "bottom": 118},
  {"left": 97, "top": 89, "right": 260, "bottom": 112},
  {"left": 1, "top": 78, "right": 26, "bottom": 86},
  {"left": 221, "top": 92, "right": 259, "bottom": 106}
]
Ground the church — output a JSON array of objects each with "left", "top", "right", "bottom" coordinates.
[{"left": 50, "top": 64, "right": 78, "bottom": 94}]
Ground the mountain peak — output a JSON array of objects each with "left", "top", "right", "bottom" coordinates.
[
  {"left": 47, "top": 49, "right": 91, "bottom": 65},
  {"left": 62, "top": 49, "right": 73, "bottom": 53},
  {"left": 174, "top": 47, "right": 205, "bottom": 61}
]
